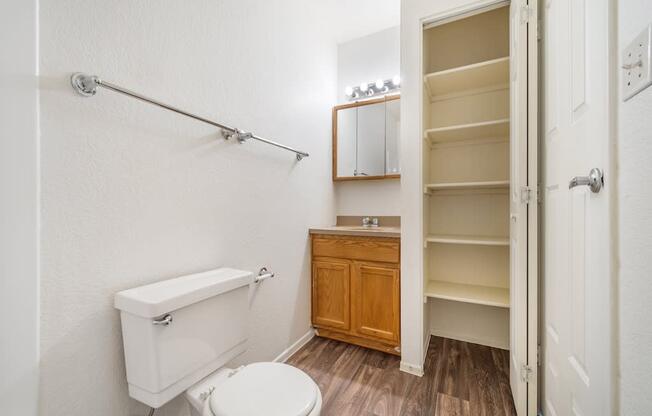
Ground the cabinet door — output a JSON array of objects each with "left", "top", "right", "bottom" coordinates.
[
  {"left": 312, "top": 260, "right": 351, "bottom": 330},
  {"left": 352, "top": 262, "right": 400, "bottom": 343}
]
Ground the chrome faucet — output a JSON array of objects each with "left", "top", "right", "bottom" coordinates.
[{"left": 362, "top": 217, "right": 379, "bottom": 228}]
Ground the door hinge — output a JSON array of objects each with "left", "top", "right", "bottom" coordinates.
[
  {"left": 520, "top": 186, "right": 532, "bottom": 204},
  {"left": 520, "top": 185, "right": 541, "bottom": 204},
  {"left": 520, "top": 4, "right": 534, "bottom": 24},
  {"left": 537, "top": 18, "right": 543, "bottom": 40},
  {"left": 536, "top": 183, "right": 542, "bottom": 203},
  {"left": 520, "top": 364, "right": 534, "bottom": 383},
  {"left": 537, "top": 344, "right": 542, "bottom": 366}
]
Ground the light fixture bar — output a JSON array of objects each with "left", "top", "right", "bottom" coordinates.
[{"left": 345, "top": 75, "right": 400, "bottom": 101}]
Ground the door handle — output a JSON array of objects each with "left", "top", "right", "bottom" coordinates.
[{"left": 569, "top": 168, "right": 604, "bottom": 193}]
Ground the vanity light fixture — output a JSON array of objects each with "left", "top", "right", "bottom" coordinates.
[{"left": 345, "top": 75, "right": 400, "bottom": 100}]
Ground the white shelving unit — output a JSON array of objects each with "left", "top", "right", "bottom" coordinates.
[
  {"left": 425, "top": 234, "right": 509, "bottom": 246},
  {"left": 424, "top": 57, "right": 510, "bottom": 100},
  {"left": 424, "top": 180, "right": 509, "bottom": 193},
  {"left": 424, "top": 118, "right": 510, "bottom": 144},
  {"left": 422, "top": 5, "right": 511, "bottom": 350},
  {"left": 425, "top": 280, "right": 510, "bottom": 309}
]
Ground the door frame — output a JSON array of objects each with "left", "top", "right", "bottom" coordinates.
[
  {"left": 418, "top": 0, "right": 539, "bottom": 413},
  {"left": 0, "top": 1, "right": 40, "bottom": 415},
  {"left": 525, "top": 1, "right": 539, "bottom": 413}
]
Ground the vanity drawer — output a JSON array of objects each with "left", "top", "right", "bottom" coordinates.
[{"left": 312, "top": 235, "right": 400, "bottom": 263}]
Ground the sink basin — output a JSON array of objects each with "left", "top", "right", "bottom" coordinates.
[{"left": 341, "top": 226, "right": 391, "bottom": 231}]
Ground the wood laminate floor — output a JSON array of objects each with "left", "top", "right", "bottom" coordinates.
[{"left": 286, "top": 335, "right": 516, "bottom": 416}]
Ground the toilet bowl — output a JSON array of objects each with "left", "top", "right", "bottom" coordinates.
[{"left": 186, "top": 362, "right": 322, "bottom": 416}]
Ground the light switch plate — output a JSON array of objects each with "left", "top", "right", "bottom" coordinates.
[{"left": 622, "top": 24, "right": 652, "bottom": 101}]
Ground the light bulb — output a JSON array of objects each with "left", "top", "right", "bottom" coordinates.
[
  {"left": 392, "top": 75, "right": 401, "bottom": 86},
  {"left": 360, "top": 82, "right": 369, "bottom": 92},
  {"left": 375, "top": 79, "right": 384, "bottom": 89},
  {"left": 345, "top": 86, "right": 353, "bottom": 96}
]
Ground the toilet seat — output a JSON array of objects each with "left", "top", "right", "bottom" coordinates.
[{"left": 205, "top": 362, "right": 320, "bottom": 416}]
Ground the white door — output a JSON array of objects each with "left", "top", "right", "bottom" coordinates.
[
  {"left": 509, "top": 0, "right": 538, "bottom": 415},
  {"left": 542, "top": 0, "right": 613, "bottom": 415}
]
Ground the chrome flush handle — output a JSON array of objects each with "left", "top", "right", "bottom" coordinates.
[
  {"left": 569, "top": 168, "right": 604, "bottom": 193},
  {"left": 152, "top": 314, "right": 173, "bottom": 326}
]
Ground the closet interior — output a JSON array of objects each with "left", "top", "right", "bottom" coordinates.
[{"left": 422, "top": 5, "right": 511, "bottom": 349}]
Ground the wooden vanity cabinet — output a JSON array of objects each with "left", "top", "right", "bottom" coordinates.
[{"left": 311, "top": 234, "right": 400, "bottom": 355}]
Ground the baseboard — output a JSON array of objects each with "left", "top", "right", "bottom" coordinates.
[
  {"left": 400, "top": 361, "right": 424, "bottom": 377},
  {"left": 273, "top": 328, "right": 315, "bottom": 363},
  {"left": 398, "top": 333, "right": 429, "bottom": 377},
  {"left": 430, "top": 329, "right": 509, "bottom": 350}
]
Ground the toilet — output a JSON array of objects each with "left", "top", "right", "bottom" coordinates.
[
  {"left": 186, "top": 363, "right": 322, "bottom": 416},
  {"left": 114, "top": 268, "right": 322, "bottom": 416}
]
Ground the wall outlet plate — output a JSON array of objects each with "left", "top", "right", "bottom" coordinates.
[{"left": 622, "top": 24, "right": 652, "bottom": 101}]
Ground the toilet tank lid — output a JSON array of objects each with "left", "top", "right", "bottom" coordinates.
[{"left": 114, "top": 268, "right": 253, "bottom": 318}]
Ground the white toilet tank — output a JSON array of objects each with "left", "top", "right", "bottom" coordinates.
[{"left": 114, "top": 268, "right": 253, "bottom": 408}]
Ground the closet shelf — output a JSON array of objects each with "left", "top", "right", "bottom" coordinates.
[
  {"left": 424, "top": 57, "right": 510, "bottom": 100},
  {"left": 424, "top": 180, "right": 509, "bottom": 193},
  {"left": 425, "top": 234, "right": 509, "bottom": 246},
  {"left": 425, "top": 280, "right": 510, "bottom": 308},
  {"left": 424, "top": 118, "right": 510, "bottom": 144}
]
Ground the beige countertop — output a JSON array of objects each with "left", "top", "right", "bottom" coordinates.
[{"left": 309, "top": 225, "right": 401, "bottom": 238}]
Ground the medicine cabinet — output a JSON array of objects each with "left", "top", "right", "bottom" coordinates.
[{"left": 332, "top": 95, "right": 400, "bottom": 181}]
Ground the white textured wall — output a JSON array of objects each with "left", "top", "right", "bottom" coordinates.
[
  {"left": 38, "top": 1, "right": 340, "bottom": 415},
  {"left": 337, "top": 26, "right": 401, "bottom": 103},
  {"left": 617, "top": 3, "right": 652, "bottom": 415},
  {"left": 335, "top": 27, "right": 401, "bottom": 216},
  {"left": 336, "top": 181, "right": 401, "bottom": 216},
  {"left": 0, "top": 1, "right": 39, "bottom": 415}
]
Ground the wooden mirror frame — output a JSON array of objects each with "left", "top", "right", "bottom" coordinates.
[{"left": 332, "top": 94, "right": 401, "bottom": 181}]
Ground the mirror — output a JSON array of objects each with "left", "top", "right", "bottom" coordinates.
[
  {"left": 333, "top": 95, "right": 400, "bottom": 181},
  {"left": 385, "top": 98, "right": 400, "bottom": 175}
]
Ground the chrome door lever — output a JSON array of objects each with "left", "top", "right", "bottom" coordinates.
[{"left": 569, "top": 168, "right": 604, "bottom": 193}]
